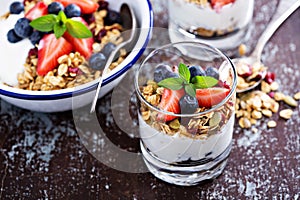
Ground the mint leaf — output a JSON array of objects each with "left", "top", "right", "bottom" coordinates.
[
  {"left": 66, "top": 19, "right": 93, "bottom": 38},
  {"left": 192, "top": 76, "right": 218, "bottom": 89},
  {"left": 185, "top": 84, "right": 196, "bottom": 97},
  {"left": 57, "top": 10, "right": 67, "bottom": 23},
  {"left": 158, "top": 78, "right": 184, "bottom": 90},
  {"left": 178, "top": 63, "right": 190, "bottom": 83},
  {"left": 54, "top": 23, "right": 67, "bottom": 38},
  {"left": 30, "top": 14, "right": 57, "bottom": 32}
]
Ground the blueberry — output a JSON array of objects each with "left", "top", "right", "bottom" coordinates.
[
  {"left": 189, "top": 65, "right": 206, "bottom": 81},
  {"left": 48, "top": 2, "right": 64, "bottom": 15},
  {"left": 179, "top": 95, "right": 199, "bottom": 114},
  {"left": 98, "top": 1, "right": 109, "bottom": 10},
  {"left": 101, "top": 42, "right": 116, "bottom": 57},
  {"left": 29, "top": 31, "right": 44, "bottom": 45},
  {"left": 64, "top": 4, "right": 81, "bottom": 18},
  {"left": 7, "top": 29, "right": 23, "bottom": 43},
  {"left": 88, "top": 53, "right": 107, "bottom": 70},
  {"left": 104, "top": 10, "right": 122, "bottom": 25},
  {"left": 9, "top": 1, "right": 24, "bottom": 14},
  {"left": 153, "top": 64, "right": 178, "bottom": 83},
  {"left": 14, "top": 17, "right": 33, "bottom": 38},
  {"left": 205, "top": 66, "right": 219, "bottom": 80}
]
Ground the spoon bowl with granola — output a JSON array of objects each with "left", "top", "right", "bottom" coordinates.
[
  {"left": 0, "top": 0, "right": 153, "bottom": 112},
  {"left": 234, "top": 0, "right": 300, "bottom": 93}
]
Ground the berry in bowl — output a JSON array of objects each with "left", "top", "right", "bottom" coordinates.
[
  {"left": 0, "top": 0, "right": 153, "bottom": 112},
  {"left": 135, "top": 42, "right": 237, "bottom": 186}
]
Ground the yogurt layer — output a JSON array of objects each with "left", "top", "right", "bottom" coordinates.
[
  {"left": 169, "top": 0, "right": 254, "bottom": 37},
  {"left": 0, "top": 14, "right": 32, "bottom": 86},
  {"left": 139, "top": 114, "right": 234, "bottom": 164}
]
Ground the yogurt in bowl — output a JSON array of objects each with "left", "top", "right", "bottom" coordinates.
[{"left": 0, "top": 0, "right": 153, "bottom": 112}]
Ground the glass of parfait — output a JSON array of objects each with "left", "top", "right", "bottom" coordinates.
[
  {"left": 168, "top": 0, "right": 254, "bottom": 55},
  {"left": 134, "top": 41, "right": 237, "bottom": 186}
]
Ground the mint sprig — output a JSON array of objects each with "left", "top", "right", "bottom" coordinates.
[
  {"left": 30, "top": 11, "right": 92, "bottom": 39},
  {"left": 157, "top": 63, "right": 218, "bottom": 97}
]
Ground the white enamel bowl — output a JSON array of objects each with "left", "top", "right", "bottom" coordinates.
[{"left": 0, "top": 0, "right": 153, "bottom": 112}]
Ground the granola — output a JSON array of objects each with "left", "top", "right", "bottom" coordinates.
[{"left": 139, "top": 80, "right": 235, "bottom": 139}]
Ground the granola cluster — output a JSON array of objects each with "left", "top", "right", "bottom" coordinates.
[
  {"left": 236, "top": 79, "right": 299, "bottom": 129},
  {"left": 139, "top": 80, "right": 235, "bottom": 139}
]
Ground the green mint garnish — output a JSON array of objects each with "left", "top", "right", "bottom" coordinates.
[
  {"left": 30, "top": 11, "right": 92, "bottom": 39},
  {"left": 157, "top": 63, "right": 218, "bottom": 97}
]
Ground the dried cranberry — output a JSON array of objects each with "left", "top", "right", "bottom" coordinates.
[
  {"left": 98, "top": 1, "right": 109, "bottom": 10},
  {"left": 96, "top": 29, "right": 107, "bottom": 42},
  {"left": 265, "top": 72, "right": 275, "bottom": 84},
  {"left": 268, "top": 92, "right": 275, "bottom": 98},
  {"left": 68, "top": 67, "right": 79, "bottom": 74},
  {"left": 27, "top": 47, "right": 38, "bottom": 58},
  {"left": 217, "top": 80, "right": 230, "bottom": 89},
  {"left": 83, "top": 14, "right": 95, "bottom": 24}
]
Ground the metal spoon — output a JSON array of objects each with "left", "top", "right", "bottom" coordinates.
[
  {"left": 233, "top": 0, "right": 300, "bottom": 93},
  {"left": 90, "top": 3, "right": 137, "bottom": 112}
]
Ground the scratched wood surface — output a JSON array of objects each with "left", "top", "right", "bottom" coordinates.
[{"left": 0, "top": 0, "right": 299, "bottom": 199}]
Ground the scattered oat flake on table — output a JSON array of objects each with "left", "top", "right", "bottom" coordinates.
[
  {"left": 294, "top": 92, "right": 300, "bottom": 100},
  {"left": 279, "top": 109, "right": 293, "bottom": 120},
  {"left": 267, "top": 120, "right": 277, "bottom": 128}
]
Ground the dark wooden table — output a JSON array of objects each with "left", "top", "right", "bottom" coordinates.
[{"left": 1, "top": 0, "right": 299, "bottom": 199}]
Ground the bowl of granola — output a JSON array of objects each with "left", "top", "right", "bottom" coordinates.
[{"left": 0, "top": 0, "right": 153, "bottom": 112}]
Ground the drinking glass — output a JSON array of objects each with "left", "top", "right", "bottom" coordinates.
[
  {"left": 168, "top": 0, "right": 254, "bottom": 55},
  {"left": 135, "top": 42, "right": 237, "bottom": 186}
]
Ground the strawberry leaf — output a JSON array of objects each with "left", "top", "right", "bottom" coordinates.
[
  {"left": 158, "top": 78, "right": 184, "bottom": 90},
  {"left": 30, "top": 14, "right": 57, "bottom": 32},
  {"left": 65, "top": 19, "right": 93, "bottom": 38},
  {"left": 192, "top": 76, "right": 218, "bottom": 89},
  {"left": 54, "top": 23, "right": 67, "bottom": 38},
  {"left": 178, "top": 63, "right": 190, "bottom": 83}
]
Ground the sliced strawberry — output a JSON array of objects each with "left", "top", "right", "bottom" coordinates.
[
  {"left": 37, "top": 34, "right": 73, "bottom": 76},
  {"left": 63, "top": 17, "right": 94, "bottom": 58},
  {"left": 196, "top": 87, "right": 230, "bottom": 108},
  {"left": 210, "top": 0, "right": 235, "bottom": 9},
  {"left": 55, "top": 0, "right": 99, "bottom": 14},
  {"left": 25, "top": 1, "right": 48, "bottom": 21},
  {"left": 157, "top": 88, "right": 185, "bottom": 122}
]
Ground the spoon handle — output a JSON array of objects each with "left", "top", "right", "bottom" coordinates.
[{"left": 251, "top": 0, "right": 300, "bottom": 60}]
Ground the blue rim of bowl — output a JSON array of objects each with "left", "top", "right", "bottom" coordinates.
[{"left": 0, "top": 0, "right": 153, "bottom": 100}]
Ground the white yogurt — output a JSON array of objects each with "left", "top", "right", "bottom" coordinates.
[
  {"left": 0, "top": 14, "right": 32, "bottom": 86},
  {"left": 139, "top": 114, "right": 234, "bottom": 163},
  {"left": 169, "top": 0, "right": 254, "bottom": 36}
]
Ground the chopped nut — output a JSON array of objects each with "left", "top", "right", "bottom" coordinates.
[
  {"left": 239, "top": 117, "right": 251, "bottom": 128},
  {"left": 251, "top": 110, "right": 262, "bottom": 119},
  {"left": 262, "top": 109, "right": 272, "bottom": 117},
  {"left": 274, "top": 92, "right": 285, "bottom": 101},
  {"left": 267, "top": 120, "right": 277, "bottom": 128},
  {"left": 270, "top": 81, "right": 279, "bottom": 91},
  {"left": 283, "top": 95, "right": 298, "bottom": 107},
  {"left": 279, "top": 109, "right": 293, "bottom": 120},
  {"left": 261, "top": 81, "right": 271, "bottom": 93},
  {"left": 294, "top": 92, "right": 300, "bottom": 100},
  {"left": 169, "top": 119, "right": 181, "bottom": 130},
  {"left": 238, "top": 44, "right": 247, "bottom": 56},
  {"left": 142, "top": 111, "right": 151, "bottom": 121}
]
